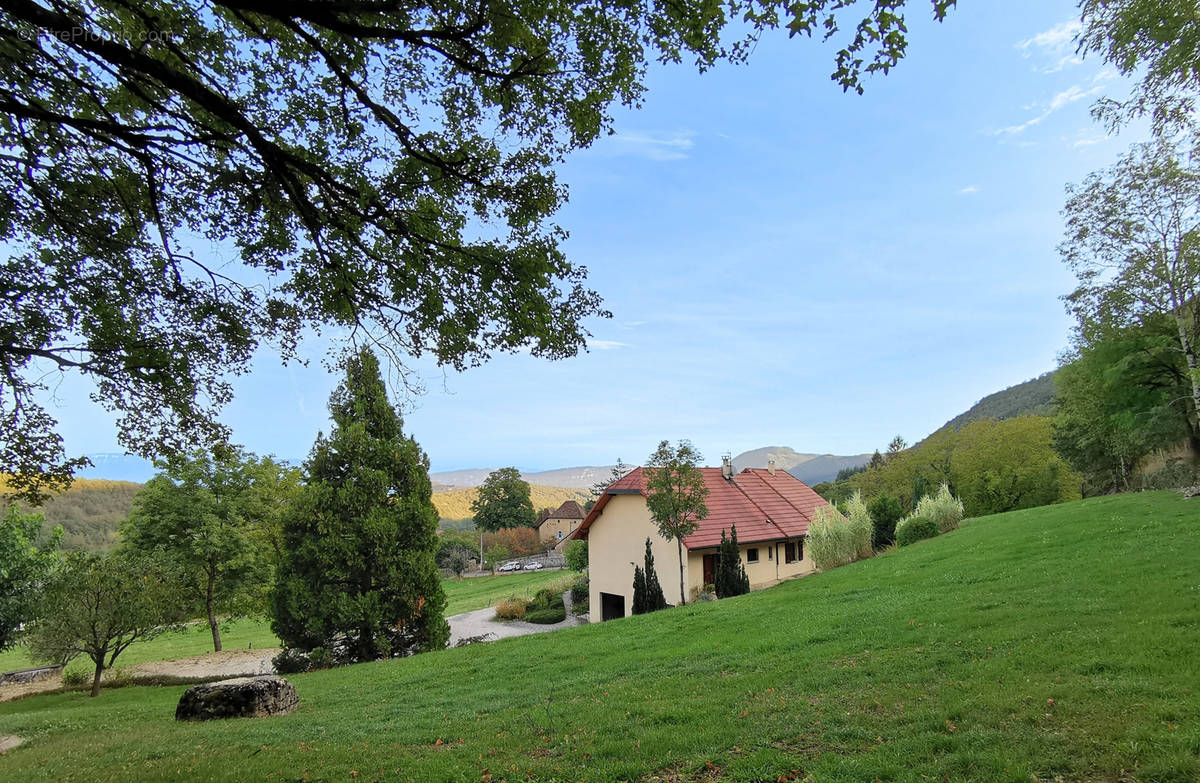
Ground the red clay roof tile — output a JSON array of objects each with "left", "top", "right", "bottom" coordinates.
[{"left": 569, "top": 467, "right": 831, "bottom": 549}]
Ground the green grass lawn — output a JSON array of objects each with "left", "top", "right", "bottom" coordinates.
[
  {"left": 1, "top": 492, "right": 1197, "bottom": 782},
  {"left": 0, "top": 570, "right": 572, "bottom": 676},
  {"left": 441, "top": 568, "right": 573, "bottom": 615}
]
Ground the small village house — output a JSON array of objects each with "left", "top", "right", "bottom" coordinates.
[
  {"left": 570, "top": 457, "right": 827, "bottom": 621},
  {"left": 537, "top": 500, "right": 586, "bottom": 549}
]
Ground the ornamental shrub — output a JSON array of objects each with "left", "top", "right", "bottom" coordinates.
[
  {"left": 895, "top": 515, "right": 938, "bottom": 546},
  {"left": 524, "top": 606, "right": 566, "bottom": 624},
  {"left": 570, "top": 577, "right": 588, "bottom": 603},
  {"left": 913, "top": 483, "right": 965, "bottom": 533},
  {"left": 867, "top": 495, "right": 902, "bottom": 547},
  {"left": 807, "top": 504, "right": 856, "bottom": 570},
  {"left": 631, "top": 537, "right": 667, "bottom": 614},
  {"left": 843, "top": 491, "right": 874, "bottom": 559},
  {"left": 494, "top": 597, "right": 526, "bottom": 620},
  {"left": 714, "top": 525, "right": 750, "bottom": 599}
]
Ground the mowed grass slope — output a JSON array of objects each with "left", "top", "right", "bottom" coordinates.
[{"left": 1, "top": 492, "right": 1197, "bottom": 782}]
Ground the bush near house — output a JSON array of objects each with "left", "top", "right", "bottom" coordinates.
[
  {"left": 895, "top": 515, "right": 938, "bottom": 546},
  {"left": 913, "top": 483, "right": 965, "bottom": 532},
  {"left": 807, "top": 504, "right": 858, "bottom": 571},
  {"left": 843, "top": 492, "right": 874, "bottom": 559},
  {"left": 867, "top": 495, "right": 902, "bottom": 547},
  {"left": 524, "top": 588, "right": 566, "bottom": 624}
]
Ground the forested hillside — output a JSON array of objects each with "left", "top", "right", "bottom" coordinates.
[
  {"left": 938, "top": 371, "right": 1056, "bottom": 432},
  {"left": 12, "top": 479, "right": 141, "bottom": 550},
  {"left": 432, "top": 485, "right": 589, "bottom": 523}
]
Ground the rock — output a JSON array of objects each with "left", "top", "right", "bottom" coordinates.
[
  {"left": 175, "top": 675, "right": 298, "bottom": 721},
  {"left": 1180, "top": 485, "right": 1200, "bottom": 499},
  {"left": 0, "top": 735, "right": 22, "bottom": 754}
]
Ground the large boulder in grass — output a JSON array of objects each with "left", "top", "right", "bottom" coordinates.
[{"left": 175, "top": 675, "right": 298, "bottom": 721}]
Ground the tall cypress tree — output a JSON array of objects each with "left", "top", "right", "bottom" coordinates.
[
  {"left": 715, "top": 525, "right": 750, "bottom": 599},
  {"left": 631, "top": 563, "right": 647, "bottom": 615},
  {"left": 271, "top": 349, "right": 449, "bottom": 663},
  {"left": 631, "top": 538, "right": 667, "bottom": 614},
  {"left": 642, "top": 537, "right": 667, "bottom": 611}
]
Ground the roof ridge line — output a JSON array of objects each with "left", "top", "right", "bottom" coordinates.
[{"left": 730, "top": 469, "right": 776, "bottom": 531}]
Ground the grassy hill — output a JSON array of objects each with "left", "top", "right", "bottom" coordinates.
[
  {"left": 432, "top": 484, "right": 590, "bottom": 522},
  {"left": 1, "top": 492, "right": 1197, "bottom": 781}
]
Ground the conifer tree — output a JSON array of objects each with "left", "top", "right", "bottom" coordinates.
[
  {"left": 715, "top": 525, "right": 750, "bottom": 599},
  {"left": 631, "top": 563, "right": 647, "bottom": 616},
  {"left": 271, "top": 349, "right": 448, "bottom": 664},
  {"left": 632, "top": 537, "right": 667, "bottom": 614},
  {"left": 642, "top": 537, "right": 668, "bottom": 611}
]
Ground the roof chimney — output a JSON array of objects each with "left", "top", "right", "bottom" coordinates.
[
  {"left": 767, "top": 458, "right": 776, "bottom": 476},
  {"left": 721, "top": 453, "right": 733, "bottom": 481}
]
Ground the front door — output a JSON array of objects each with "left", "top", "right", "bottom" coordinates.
[{"left": 703, "top": 554, "right": 716, "bottom": 586}]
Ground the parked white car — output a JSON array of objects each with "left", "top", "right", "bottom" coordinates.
[
  {"left": 498, "top": 561, "right": 522, "bottom": 572},
  {"left": 523, "top": 561, "right": 543, "bottom": 571}
]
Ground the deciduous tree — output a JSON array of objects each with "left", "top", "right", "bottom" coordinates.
[
  {"left": 0, "top": 0, "right": 955, "bottom": 502},
  {"left": 121, "top": 447, "right": 293, "bottom": 652},
  {"left": 0, "top": 503, "right": 60, "bottom": 650},
  {"left": 28, "top": 551, "right": 184, "bottom": 696},
  {"left": 1061, "top": 139, "right": 1200, "bottom": 439},
  {"left": 1053, "top": 315, "right": 1196, "bottom": 493},
  {"left": 271, "top": 349, "right": 448, "bottom": 664},
  {"left": 564, "top": 540, "right": 588, "bottom": 573},
  {"left": 471, "top": 468, "right": 536, "bottom": 532},
  {"left": 644, "top": 439, "right": 708, "bottom": 606}
]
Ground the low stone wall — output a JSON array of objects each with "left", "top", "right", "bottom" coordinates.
[{"left": 0, "top": 665, "right": 63, "bottom": 686}]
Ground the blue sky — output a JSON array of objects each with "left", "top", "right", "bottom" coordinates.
[{"left": 62, "top": 1, "right": 1151, "bottom": 478}]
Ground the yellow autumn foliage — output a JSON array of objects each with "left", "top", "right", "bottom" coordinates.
[{"left": 432, "top": 485, "right": 589, "bottom": 521}]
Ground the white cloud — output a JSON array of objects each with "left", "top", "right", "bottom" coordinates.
[
  {"left": 959, "top": 185, "right": 980, "bottom": 195},
  {"left": 1017, "top": 20, "right": 1083, "bottom": 72},
  {"left": 992, "top": 83, "right": 1103, "bottom": 136},
  {"left": 602, "top": 130, "right": 695, "bottom": 161},
  {"left": 589, "top": 340, "right": 630, "bottom": 350}
]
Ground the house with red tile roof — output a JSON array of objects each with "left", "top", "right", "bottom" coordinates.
[
  {"left": 537, "top": 499, "right": 586, "bottom": 549},
  {"left": 569, "top": 458, "right": 829, "bottom": 621}
]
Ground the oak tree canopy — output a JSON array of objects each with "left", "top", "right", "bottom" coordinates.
[{"left": 0, "top": 0, "right": 956, "bottom": 500}]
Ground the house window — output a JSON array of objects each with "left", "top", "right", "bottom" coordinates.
[
  {"left": 746, "top": 548, "right": 759, "bottom": 563},
  {"left": 556, "top": 531, "right": 564, "bottom": 539},
  {"left": 768, "top": 545, "right": 772, "bottom": 560},
  {"left": 784, "top": 542, "right": 796, "bottom": 563}
]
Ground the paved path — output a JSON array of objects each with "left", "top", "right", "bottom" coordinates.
[{"left": 448, "top": 591, "right": 587, "bottom": 646}]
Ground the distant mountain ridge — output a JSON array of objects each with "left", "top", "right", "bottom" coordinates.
[
  {"left": 729, "top": 447, "right": 873, "bottom": 485},
  {"left": 430, "top": 466, "right": 614, "bottom": 489}
]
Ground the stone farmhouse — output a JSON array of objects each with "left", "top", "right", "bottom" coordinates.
[{"left": 537, "top": 499, "right": 586, "bottom": 550}]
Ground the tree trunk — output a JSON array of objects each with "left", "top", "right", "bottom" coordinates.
[
  {"left": 1173, "top": 315, "right": 1200, "bottom": 438},
  {"left": 90, "top": 660, "right": 103, "bottom": 697},
  {"left": 676, "top": 538, "right": 686, "bottom": 606},
  {"left": 207, "top": 570, "right": 222, "bottom": 652}
]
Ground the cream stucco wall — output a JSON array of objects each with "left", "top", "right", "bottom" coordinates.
[
  {"left": 686, "top": 538, "right": 814, "bottom": 599},
  {"left": 586, "top": 495, "right": 689, "bottom": 621}
]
